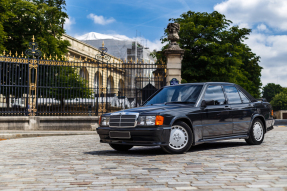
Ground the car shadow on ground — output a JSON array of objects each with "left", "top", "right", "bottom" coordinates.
[{"left": 84, "top": 141, "right": 249, "bottom": 156}]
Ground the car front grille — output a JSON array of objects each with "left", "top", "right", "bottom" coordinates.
[{"left": 109, "top": 115, "right": 137, "bottom": 127}]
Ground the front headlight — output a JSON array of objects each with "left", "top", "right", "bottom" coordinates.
[
  {"left": 137, "top": 115, "right": 163, "bottom": 126},
  {"left": 146, "top": 116, "right": 156, "bottom": 125},
  {"left": 101, "top": 116, "right": 110, "bottom": 126}
]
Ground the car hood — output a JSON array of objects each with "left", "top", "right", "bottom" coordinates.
[{"left": 109, "top": 104, "right": 195, "bottom": 115}]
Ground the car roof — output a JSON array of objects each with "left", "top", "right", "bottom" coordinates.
[{"left": 164, "top": 82, "right": 235, "bottom": 87}]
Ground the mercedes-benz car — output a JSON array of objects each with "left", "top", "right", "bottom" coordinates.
[{"left": 97, "top": 82, "right": 274, "bottom": 154}]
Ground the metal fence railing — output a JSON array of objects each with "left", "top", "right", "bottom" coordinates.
[{"left": 0, "top": 39, "right": 166, "bottom": 116}]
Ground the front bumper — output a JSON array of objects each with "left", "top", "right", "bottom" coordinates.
[
  {"left": 96, "top": 126, "right": 171, "bottom": 146},
  {"left": 266, "top": 119, "right": 275, "bottom": 132}
]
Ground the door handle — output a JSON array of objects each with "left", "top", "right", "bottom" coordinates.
[{"left": 224, "top": 106, "right": 230, "bottom": 109}]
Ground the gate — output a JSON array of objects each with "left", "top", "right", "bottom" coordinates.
[{"left": 0, "top": 38, "right": 166, "bottom": 116}]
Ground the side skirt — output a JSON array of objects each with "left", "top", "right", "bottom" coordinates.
[{"left": 195, "top": 134, "right": 249, "bottom": 145}]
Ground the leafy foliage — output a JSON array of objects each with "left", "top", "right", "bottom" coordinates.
[
  {"left": 262, "top": 83, "right": 283, "bottom": 102},
  {"left": 158, "top": 11, "right": 262, "bottom": 98},
  {"left": 0, "top": 0, "right": 70, "bottom": 58},
  {"left": 0, "top": 0, "right": 92, "bottom": 108},
  {"left": 270, "top": 92, "right": 287, "bottom": 111}
]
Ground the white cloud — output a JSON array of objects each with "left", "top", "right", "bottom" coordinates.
[
  {"left": 214, "top": 0, "right": 287, "bottom": 87},
  {"left": 64, "top": 17, "right": 75, "bottom": 31},
  {"left": 245, "top": 33, "right": 287, "bottom": 87},
  {"left": 76, "top": 32, "right": 166, "bottom": 52},
  {"left": 257, "top": 24, "right": 268, "bottom": 32},
  {"left": 87, "top": 14, "right": 115, "bottom": 25},
  {"left": 214, "top": 0, "right": 287, "bottom": 31}
]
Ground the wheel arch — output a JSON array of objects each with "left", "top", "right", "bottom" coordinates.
[
  {"left": 170, "top": 117, "right": 195, "bottom": 144},
  {"left": 251, "top": 114, "right": 266, "bottom": 133}
]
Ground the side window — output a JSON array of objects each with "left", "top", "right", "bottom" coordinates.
[
  {"left": 204, "top": 85, "right": 226, "bottom": 105},
  {"left": 223, "top": 86, "right": 242, "bottom": 104},
  {"left": 238, "top": 90, "right": 250, "bottom": 103}
]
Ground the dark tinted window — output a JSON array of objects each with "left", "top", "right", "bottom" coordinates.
[
  {"left": 204, "top": 85, "right": 226, "bottom": 105},
  {"left": 145, "top": 85, "right": 203, "bottom": 105},
  {"left": 238, "top": 90, "right": 250, "bottom": 103},
  {"left": 223, "top": 86, "right": 242, "bottom": 104}
]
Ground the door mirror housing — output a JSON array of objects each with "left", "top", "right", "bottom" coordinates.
[
  {"left": 201, "top": 100, "right": 206, "bottom": 108},
  {"left": 201, "top": 100, "right": 215, "bottom": 107}
]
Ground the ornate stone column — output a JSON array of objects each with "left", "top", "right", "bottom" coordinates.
[{"left": 164, "top": 23, "right": 184, "bottom": 85}]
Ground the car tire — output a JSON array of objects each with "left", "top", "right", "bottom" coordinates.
[
  {"left": 109, "top": 144, "right": 133, "bottom": 152},
  {"left": 161, "top": 121, "right": 193, "bottom": 154},
  {"left": 245, "top": 118, "right": 265, "bottom": 145}
]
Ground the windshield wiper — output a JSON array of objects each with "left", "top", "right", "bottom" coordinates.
[{"left": 165, "top": 101, "right": 196, "bottom": 104}]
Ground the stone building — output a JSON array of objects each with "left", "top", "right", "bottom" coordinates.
[{"left": 61, "top": 34, "right": 125, "bottom": 95}]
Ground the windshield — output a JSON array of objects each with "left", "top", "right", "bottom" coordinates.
[{"left": 145, "top": 85, "right": 203, "bottom": 105}]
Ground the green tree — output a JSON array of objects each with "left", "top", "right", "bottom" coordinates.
[
  {"left": 0, "top": 0, "right": 93, "bottom": 113},
  {"left": 270, "top": 92, "right": 287, "bottom": 111},
  {"left": 158, "top": 11, "right": 262, "bottom": 98},
  {"left": 0, "top": 0, "right": 70, "bottom": 58},
  {"left": 262, "top": 83, "right": 283, "bottom": 102}
]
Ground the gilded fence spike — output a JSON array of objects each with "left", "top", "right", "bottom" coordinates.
[
  {"left": 79, "top": 56, "right": 82, "bottom": 61},
  {"left": 137, "top": 58, "right": 139, "bottom": 63},
  {"left": 124, "top": 58, "right": 126, "bottom": 63},
  {"left": 49, "top": 54, "right": 52, "bottom": 60},
  {"left": 61, "top": 55, "right": 64, "bottom": 60},
  {"left": 130, "top": 57, "right": 133, "bottom": 63},
  {"left": 15, "top": 51, "right": 18, "bottom": 57},
  {"left": 102, "top": 41, "right": 105, "bottom": 47},
  {"left": 9, "top": 51, "right": 12, "bottom": 57},
  {"left": 43, "top": 54, "right": 46, "bottom": 59},
  {"left": 21, "top": 51, "right": 24, "bottom": 57},
  {"left": 32, "top": 35, "right": 35, "bottom": 43},
  {"left": 73, "top": 55, "right": 75, "bottom": 61},
  {"left": 85, "top": 56, "right": 88, "bottom": 61},
  {"left": 55, "top": 55, "right": 58, "bottom": 60}
]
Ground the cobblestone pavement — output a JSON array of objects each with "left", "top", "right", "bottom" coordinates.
[{"left": 0, "top": 128, "right": 287, "bottom": 191}]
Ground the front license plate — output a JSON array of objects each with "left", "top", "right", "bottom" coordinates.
[{"left": 109, "top": 131, "right": 131, "bottom": 139}]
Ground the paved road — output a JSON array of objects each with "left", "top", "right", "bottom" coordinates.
[{"left": 0, "top": 128, "right": 287, "bottom": 191}]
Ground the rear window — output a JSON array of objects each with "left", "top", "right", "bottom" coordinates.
[
  {"left": 238, "top": 90, "right": 250, "bottom": 103},
  {"left": 223, "top": 86, "right": 242, "bottom": 104}
]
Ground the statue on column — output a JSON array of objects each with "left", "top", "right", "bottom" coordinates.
[{"left": 165, "top": 23, "right": 184, "bottom": 52}]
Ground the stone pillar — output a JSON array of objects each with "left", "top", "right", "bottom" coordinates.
[{"left": 164, "top": 23, "right": 184, "bottom": 85}]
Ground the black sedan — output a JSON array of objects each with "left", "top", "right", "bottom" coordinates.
[{"left": 97, "top": 82, "right": 274, "bottom": 154}]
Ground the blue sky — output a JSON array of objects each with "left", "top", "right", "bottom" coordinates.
[
  {"left": 65, "top": 0, "right": 287, "bottom": 87},
  {"left": 65, "top": 0, "right": 221, "bottom": 41}
]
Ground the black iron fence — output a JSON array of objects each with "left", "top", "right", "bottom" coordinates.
[{"left": 0, "top": 41, "right": 166, "bottom": 116}]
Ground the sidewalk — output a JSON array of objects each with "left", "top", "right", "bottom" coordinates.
[{"left": 0, "top": 131, "right": 98, "bottom": 140}]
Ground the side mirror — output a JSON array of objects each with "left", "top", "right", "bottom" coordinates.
[
  {"left": 201, "top": 100, "right": 215, "bottom": 107},
  {"left": 201, "top": 100, "right": 207, "bottom": 108}
]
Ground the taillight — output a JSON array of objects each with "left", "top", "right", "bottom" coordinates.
[
  {"left": 271, "top": 110, "right": 274, "bottom": 116},
  {"left": 99, "top": 116, "right": 102, "bottom": 126}
]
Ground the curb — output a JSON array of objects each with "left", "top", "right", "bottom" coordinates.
[
  {"left": 274, "top": 119, "right": 287, "bottom": 126},
  {"left": 0, "top": 131, "right": 98, "bottom": 140}
]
